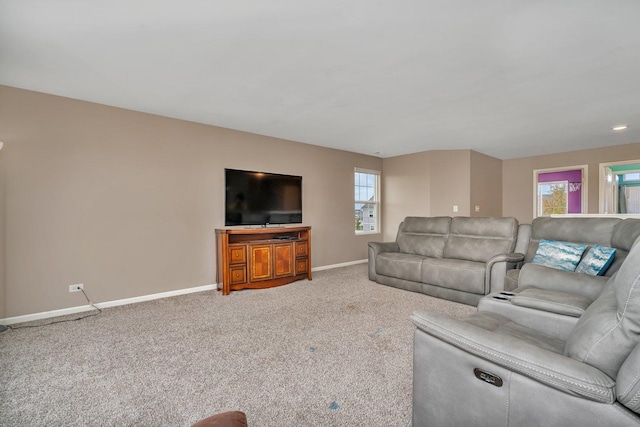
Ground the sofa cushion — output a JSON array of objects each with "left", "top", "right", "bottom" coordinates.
[
  {"left": 565, "top": 241, "right": 640, "bottom": 378},
  {"left": 612, "top": 219, "right": 640, "bottom": 252},
  {"left": 510, "top": 288, "right": 592, "bottom": 318},
  {"left": 421, "top": 257, "right": 486, "bottom": 294},
  {"left": 525, "top": 217, "right": 620, "bottom": 263},
  {"left": 531, "top": 239, "right": 587, "bottom": 271},
  {"left": 396, "top": 216, "right": 451, "bottom": 258},
  {"left": 376, "top": 252, "right": 425, "bottom": 282},
  {"left": 444, "top": 217, "right": 518, "bottom": 262},
  {"left": 575, "top": 245, "right": 617, "bottom": 276}
]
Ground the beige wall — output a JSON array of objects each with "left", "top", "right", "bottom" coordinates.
[
  {"left": 503, "top": 142, "right": 640, "bottom": 223},
  {"left": 0, "top": 86, "right": 382, "bottom": 318},
  {"left": 381, "top": 151, "right": 431, "bottom": 241},
  {"left": 470, "top": 150, "right": 502, "bottom": 217},
  {"left": 381, "top": 149, "right": 502, "bottom": 240},
  {"left": 429, "top": 150, "right": 471, "bottom": 217},
  {"left": 0, "top": 141, "right": 5, "bottom": 318}
]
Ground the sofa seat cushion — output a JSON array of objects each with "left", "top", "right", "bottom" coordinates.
[
  {"left": 421, "top": 257, "right": 486, "bottom": 294},
  {"left": 511, "top": 288, "right": 593, "bottom": 317},
  {"left": 376, "top": 252, "right": 425, "bottom": 282}
]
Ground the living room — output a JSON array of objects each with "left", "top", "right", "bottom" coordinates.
[{"left": 2, "top": 2, "right": 640, "bottom": 426}]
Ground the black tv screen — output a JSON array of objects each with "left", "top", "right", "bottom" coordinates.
[{"left": 225, "top": 169, "right": 303, "bottom": 226}]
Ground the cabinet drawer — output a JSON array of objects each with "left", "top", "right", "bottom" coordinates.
[
  {"left": 295, "top": 258, "right": 308, "bottom": 275},
  {"left": 228, "top": 245, "right": 246, "bottom": 264},
  {"left": 295, "top": 241, "right": 308, "bottom": 257},
  {"left": 230, "top": 266, "right": 246, "bottom": 284}
]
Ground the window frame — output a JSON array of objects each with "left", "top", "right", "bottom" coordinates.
[
  {"left": 533, "top": 165, "right": 587, "bottom": 218},
  {"left": 354, "top": 167, "right": 381, "bottom": 235}
]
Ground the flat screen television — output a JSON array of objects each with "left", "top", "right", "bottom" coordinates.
[{"left": 225, "top": 168, "right": 303, "bottom": 226}]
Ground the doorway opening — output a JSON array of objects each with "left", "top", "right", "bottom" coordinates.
[{"left": 599, "top": 160, "right": 640, "bottom": 214}]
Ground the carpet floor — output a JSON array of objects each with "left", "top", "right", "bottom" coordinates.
[{"left": 0, "top": 264, "right": 475, "bottom": 426}]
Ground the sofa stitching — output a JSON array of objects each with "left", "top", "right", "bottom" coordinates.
[
  {"left": 621, "top": 368, "right": 640, "bottom": 397},
  {"left": 627, "top": 388, "right": 640, "bottom": 407},
  {"left": 415, "top": 317, "right": 613, "bottom": 400}
]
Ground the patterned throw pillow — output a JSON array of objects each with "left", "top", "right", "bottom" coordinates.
[
  {"left": 531, "top": 239, "right": 588, "bottom": 272},
  {"left": 575, "top": 245, "right": 617, "bottom": 276}
]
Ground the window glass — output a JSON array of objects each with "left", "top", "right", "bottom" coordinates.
[{"left": 355, "top": 169, "right": 380, "bottom": 234}]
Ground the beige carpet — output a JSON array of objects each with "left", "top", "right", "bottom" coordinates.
[{"left": 0, "top": 264, "right": 474, "bottom": 426}]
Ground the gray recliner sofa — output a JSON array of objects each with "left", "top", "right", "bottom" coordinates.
[
  {"left": 411, "top": 238, "right": 640, "bottom": 426},
  {"left": 506, "top": 216, "right": 640, "bottom": 292},
  {"left": 368, "top": 216, "right": 522, "bottom": 306},
  {"left": 480, "top": 217, "right": 640, "bottom": 337}
]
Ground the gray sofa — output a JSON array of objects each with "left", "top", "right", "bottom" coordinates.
[
  {"left": 368, "top": 216, "right": 522, "bottom": 306},
  {"left": 411, "top": 230, "right": 640, "bottom": 426},
  {"left": 506, "top": 216, "right": 640, "bottom": 294},
  {"left": 475, "top": 217, "right": 640, "bottom": 338}
]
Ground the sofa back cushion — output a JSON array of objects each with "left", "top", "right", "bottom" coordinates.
[
  {"left": 565, "top": 240, "right": 640, "bottom": 379},
  {"left": 525, "top": 217, "right": 621, "bottom": 263},
  {"left": 444, "top": 217, "right": 518, "bottom": 263},
  {"left": 396, "top": 216, "right": 451, "bottom": 258},
  {"left": 606, "top": 219, "right": 640, "bottom": 276}
]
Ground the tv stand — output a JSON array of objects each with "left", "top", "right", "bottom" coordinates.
[{"left": 215, "top": 226, "right": 312, "bottom": 295}]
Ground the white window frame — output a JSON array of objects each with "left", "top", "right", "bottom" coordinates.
[
  {"left": 355, "top": 167, "right": 381, "bottom": 235},
  {"left": 537, "top": 180, "right": 568, "bottom": 217},
  {"left": 533, "top": 165, "right": 587, "bottom": 218}
]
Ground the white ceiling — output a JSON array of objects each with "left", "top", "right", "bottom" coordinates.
[{"left": 2, "top": 1, "right": 640, "bottom": 160}]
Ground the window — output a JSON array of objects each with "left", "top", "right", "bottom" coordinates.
[
  {"left": 355, "top": 168, "right": 380, "bottom": 234},
  {"left": 537, "top": 181, "right": 568, "bottom": 216},
  {"left": 533, "top": 166, "right": 587, "bottom": 218}
]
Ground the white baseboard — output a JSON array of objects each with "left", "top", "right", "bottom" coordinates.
[
  {"left": 0, "top": 260, "right": 367, "bottom": 326},
  {"left": 312, "top": 259, "right": 367, "bottom": 271},
  {"left": 0, "top": 284, "right": 217, "bottom": 326}
]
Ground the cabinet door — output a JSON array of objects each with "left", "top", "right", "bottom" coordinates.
[
  {"left": 274, "top": 243, "right": 294, "bottom": 278},
  {"left": 249, "top": 244, "right": 273, "bottom": 282}
]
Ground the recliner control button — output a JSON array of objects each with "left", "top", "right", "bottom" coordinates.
[{"left": 474, "top": 368, "right": 503, "bottom": 387}]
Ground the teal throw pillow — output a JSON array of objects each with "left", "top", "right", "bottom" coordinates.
[
  {"left": 575, "top": 245, "right": 617, "bottom": 276},
  {"left": 531, "top": 239, "right": 587, "bottom": 272}
]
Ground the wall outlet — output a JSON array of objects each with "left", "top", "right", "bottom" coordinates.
[
  {"left": 69, "top": 283, "right": 84, "bottom": 293},
  {"left": 475, "top": 205, "right": 480, "bottom": 212},
  {"left": 453, "top": 205, "right": 459, "bottom": 213}
]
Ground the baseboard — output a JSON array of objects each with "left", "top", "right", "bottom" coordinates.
[
  {"left": 312, "top": 259, "right": 367, "bottom": 271},
  {"left": 0, "top": 284, "right": 217, "bottom": 326},
  {"left": 0, "top": 260, "right": 368, "bottom": 325}
]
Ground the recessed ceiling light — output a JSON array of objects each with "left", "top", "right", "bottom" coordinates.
[{"left": 612, "top": 125, "right": 628, "bottom": 131}]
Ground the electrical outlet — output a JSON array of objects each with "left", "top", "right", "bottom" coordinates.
[
  {"left": 69, "top": 283, "right": 84, "bottom": 293},
  {"left": 453, "top": 205, "right": 459, "bottom": 213}
]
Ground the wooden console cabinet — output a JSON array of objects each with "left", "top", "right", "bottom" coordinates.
[{"left": 215, "top": 226, "right": 312, "bottom": 295}]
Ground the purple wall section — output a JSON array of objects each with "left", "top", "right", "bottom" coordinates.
[{"left": 538, "top": 169, "right": 583, "bottom": 213}]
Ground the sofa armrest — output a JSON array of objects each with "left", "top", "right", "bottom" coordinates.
[
  {"left": 367, "top": 241, "right": 399, "bottom": 280},
  {"left": 518, "top": 263, "right": 610, "bottom": 301},
  {"left": 488, "top": 252, "right": 525, "bottom": 265},
  {"left": 484, "top": 253, "right": 525, "bottom": 294},
  {"left": 411, "top": 310, "right": 616, "bottom": 403}
]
